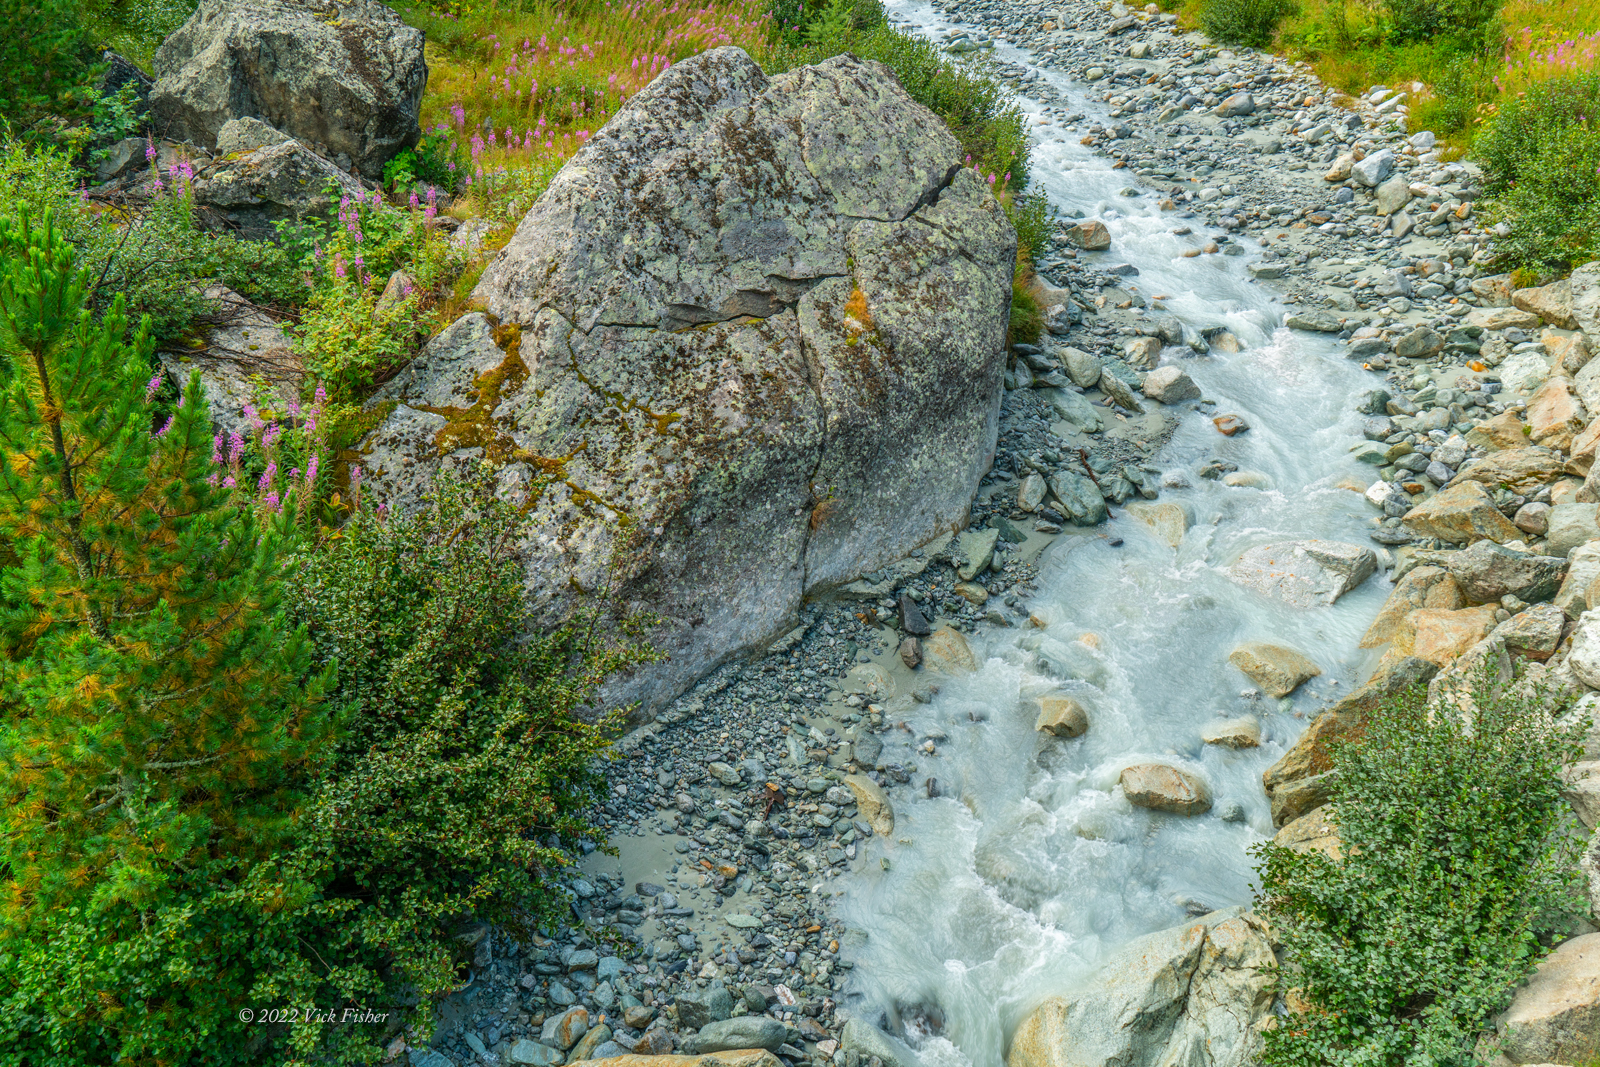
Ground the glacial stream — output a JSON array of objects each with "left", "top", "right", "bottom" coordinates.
[{"left": 834, "top": 6, "right": 1390, "bottom": 1067}]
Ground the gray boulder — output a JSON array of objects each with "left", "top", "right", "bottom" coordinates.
[
  {"left": 841, "top": 1019, "right": 923, "bottom": 1067},
  {"left": 1491, "top": 932, "right": 1600, "bottom": 1065},
  {"left": 1007, "top": 908, "right": 1274, "bottom": 1067},
  {"left": 1228, "top": 540, "right": 1377, "bottom": 608},
  {"left": 675, "top": 984, "right": 735, "bottom": 1031},
  {"left": 194, "top": 137, "right": 365, "bottom": 237},
  {"left": 158, "top": 284, "right": 302, "bottom": 437},
  {"left": 691, "top": 1017, "right": 788, "bottom": 1053},
  {"left": 149, "top": 0, "right": 426, "bottom": 179},
  {"left": 1351, "top": 149, "right": 1395, "bottom": 188},
  {"left": 215, "top": 115, "right": 289, "bottom": 155},
  {"left": 1446, "top": 539, "right": 1567, "bottom": 604},
  {"left": 360, "top": 48, "right": 1014, "bottom": 716}
]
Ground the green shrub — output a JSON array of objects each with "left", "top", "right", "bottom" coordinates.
[
  {"left": 0, "top": 138, "right": 303, "bottom": 345},
  {"left": 1009, "top": 275, "right": 1042, "bottom": 346},
  {"left": 765, "top": 0, "right": 1029, "bottom": 188},
  {"left": 266, "top": 466, "right": 645, "bottom": 1059},
  {"left": 1252, "top": 665, "right": 1589, "bottom": 1067},
  {"left": 1007, "top": 191, "right": 1054, "bottom": 260},
  {"left": 1385, "top": 0, "right": 1499, "bottom": 47},
  {"left": 1200, "top": 0, "right": 1297, "bottom": 49},
  {"left": 1476, "top": 73, "right": 1600, "bottom": 272},
  {"left": 382, "top": 128, "right": 466, "bottom": 195}
]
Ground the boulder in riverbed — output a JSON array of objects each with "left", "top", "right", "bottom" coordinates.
[
  {"left": 1228, "top": 642, "right": 1321, "bottom": 697},
  {"left": 1228, "top": 540, "right": 1377, "bottom": 608},
  {"left": 361, "top": 48, "right": 1014, "bottom": 715},
  {"left": 1006, "top": 908, "right": 1274, "bottom": 1067},
  {"left": 1120, "top": 763, "right": 1212, "bottom": 816},
  {"left": 1036, "top": 694, "right": 1090, "bottom": 738},
  {"left": 1446, "top": 539, "right": 1566, "bottom": 604},
  {"left": 1402, "top": 481, "right": 1520, "bottom": 544}
]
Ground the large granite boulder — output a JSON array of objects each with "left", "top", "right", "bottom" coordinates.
[
  {"left": 149, "top": 0, "right": 426, "bottom": 179},
  {"left": 359, "top": 48, "right": 1014, "bottom": 715},
  {"left": 1007, "top": 908, "right": 1275, "bottom": 1067}
]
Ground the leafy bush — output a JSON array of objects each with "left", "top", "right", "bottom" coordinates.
[
  {"left": 1200, "top": 0, "right": 1297, "bottom": 49},
  {"left": 766, "top": 0, "right": 1029, "bottom": 187},
  {"left": 1476, "top": 72, "right": 1600, "bottom": 271},
  {"left": 1007, "top": 191, "right": 1054, "bottom": 260},
  {"left": 1252, "top": 665, "right": 1588, "bottom": 1067},
  {"left": 266, "top": 466, "right": 643, "bottom": 1059},
  {"left": 382, "top": 127, "right": 465, "bottom": 195},
  {"left": 0, "top": 138, "right": 303, "bottom": 344},
  {"left": 0, "top": 208, "right": 333, "bottom": 1064},
  {"left": 1385, "top": 0, "right": 1500, "bottom": 46}
]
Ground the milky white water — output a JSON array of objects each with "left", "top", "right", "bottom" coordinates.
[{"left": 834, "top": 7, "right": 1388, "bottom": 1066}]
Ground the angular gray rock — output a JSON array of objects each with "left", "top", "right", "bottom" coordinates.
[
  {"left": 1142, "top": 365, "right": 1200, "bottom": 404},
  {"left": 1446, "top": 539, "right": 1566, "bottom": 604},
  {"left": 194, "top": 137, "right": 365, "bottom": 237},
  {"left": 691, "top": 1017, "right": 788, "bottom": 1053},
  {"left": 841, "top": 1019, "right": 923, "bottom": 1067},
  {"left": 1492, "top": 933, "right": 1600, "bottom": 1065},
  {"left": 1061, "top": 345, "right": 1102, "bottom": 388},
  {"left": 1351, "top": 149, "right": 1395, "bottom": 188},
  {"left": 150, "top": 0, "right": 426, "bottom": 179},
  {"left": 1229, "top": 540, "right": 1377, "bottom": 608},
  {"left": 1047, "top": 389, "right": 1104, "bottom": 433},
  {"left": 1048, "top": 470, "right": 1110, "bottom": 526},
  {"left": 1573, "top": 260, "right": 1600, "bottom": 339},
  {"left": 1099, "top": 369, "right": 1146, "bottom": 413},
  {"left": 675, "top": 984, "right": 735, "bottom": 1031},
  {"left": 361, "top": 48, "right": 1014, "bottom": 716},
  {"left": 158, "top": 284, "right": 302, "bottom": 437},
  {"left": 214, "top": 115, "right": 288, "bottom": 155},
  {"left": 1007, "top": 908, "right": 1275, "bottom": 1067}
]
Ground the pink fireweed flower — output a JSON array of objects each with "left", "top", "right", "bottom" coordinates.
[
  {"left": 155, "top": 414, "right": 176, "bottom": 437},
  {"left": 145, "top": 372, "right": 163, "bottom": 401},
  {"left": 305, "top": 454, "right": 319, "bottom": 487},
  {"left": 409, "top": 191, "right": 420, "bottom": 209},
  {"left": 258, "top": 461, "right": 277, "bottom": 491},
  {"left": 223, "top": 475, "right": 236, "bottom": 489},
  {"left": 264, "top": 490, "right": 281, "bottom": 513},
  {"left": 212, "top": 433, "right": 224, "bottom": 465},
  {"left": 228, "top": 430, "right": 246, "bottom": 465},
  {"left": 145, "top": 138, "right": 157, "bottom": 162}
]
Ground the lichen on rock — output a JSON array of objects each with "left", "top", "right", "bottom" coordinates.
[{"left": 360, "top": 46, "right": 1016, "bottom": 716}]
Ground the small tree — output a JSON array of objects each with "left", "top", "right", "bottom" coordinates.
[
  {"left": 0, "top": 209, "right": 332, "bottom": 1063},
  {"left": 1253, "top": 664, "right": 1588, "bottom": 1067}
]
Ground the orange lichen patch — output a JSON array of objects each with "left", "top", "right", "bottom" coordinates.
[{"left": 843, "top": 286, "right": 874, "bottom": 332}]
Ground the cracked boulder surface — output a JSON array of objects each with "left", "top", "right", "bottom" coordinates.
[
  {"left": 1006, "top": 908, "right": 1276, "bottom": 1067},
  {"left": 359, "top": 46, "right": 1016, "bottom": 717},
  {"left": 149, "top": 0, "right": 426, "bottom": 180}
]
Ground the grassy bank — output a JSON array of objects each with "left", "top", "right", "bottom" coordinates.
[{"left": 1162, "top": 0, "right": 1600, "bottom": 274}]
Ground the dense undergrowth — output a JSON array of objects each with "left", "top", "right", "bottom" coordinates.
[
  {"left": 1162, "top": 0, "right": 1600, "bottom": 273},
  {"left": 1253, "top": 666, "right": 1589, "bottom": 1066}
]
